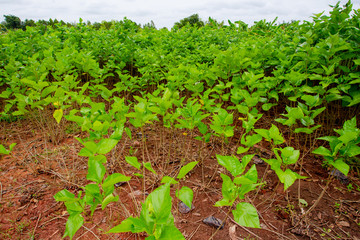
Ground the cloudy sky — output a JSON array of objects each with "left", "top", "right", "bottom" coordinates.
[{"left": 1, "top": 0, "right": 359, "bottom": 28}]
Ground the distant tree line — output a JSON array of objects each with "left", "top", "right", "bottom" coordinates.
[
  {"left": 1, "top": 15, "right": 80, "bottom": 31},
  {"left": 1, "top": 14, "right": 145, "bottom": 31},
  {"left": 1, "top": 13, "right": 251, "bottom": 32}
]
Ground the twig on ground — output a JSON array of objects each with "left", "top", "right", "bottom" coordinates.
[
  {"left": 187, "top": 224, "right": 201, "bottom": 240},
  {"left": 32, "top": 213, "right": 41, "bottom": 238},
  {"left": 0, "top": 181, "right": 2, "bottom": 202},
  {"left": 46, "top": 170, "right": 83, "bottom": 188},
  {"left": 48, "top": 230, "right": 59, "bottom": 239},
  {"left": 75, "top": 223, "right": 98, "bottom": 240}
]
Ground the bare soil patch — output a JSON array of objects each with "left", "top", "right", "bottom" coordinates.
[{"left": 1, "top": 118, "right": 360, "bottom": 240}]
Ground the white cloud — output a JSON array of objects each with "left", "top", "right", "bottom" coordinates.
[{"left": 0, "top": 0, "right": 359, "bottom": 28}]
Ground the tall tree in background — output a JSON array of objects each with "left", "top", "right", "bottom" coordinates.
[
  {"left": 3, "top": 15, "right": 22, "bottom": 29},
  {"left": 173, "top": 14, "right": 204, "bottom": 29},
  {"left": 143, "top": 20, "right": 156, "bottom": 29}
]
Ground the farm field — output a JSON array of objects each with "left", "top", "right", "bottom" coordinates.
[{"left": 1, "top": 2, "right": 360, "bottom": 240}]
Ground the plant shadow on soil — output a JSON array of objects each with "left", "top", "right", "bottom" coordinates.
[{"left": 0, "top": 118, "right": 360, "bottom": 240}]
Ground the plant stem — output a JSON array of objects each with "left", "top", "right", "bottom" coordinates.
[{"left": 141, "top": 127, "right": 146, "bottom": 201}]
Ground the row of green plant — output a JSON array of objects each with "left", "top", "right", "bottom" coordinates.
[
  {"left": 1, "top": 2, "right": 359, "bottom": 98},
  {"left": 53, "top": 94, "right": 359, "bottom": 239}
]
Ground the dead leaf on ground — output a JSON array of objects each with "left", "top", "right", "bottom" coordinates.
[{"left": 229, "top": 224, "right": 238, "bottom": 240}]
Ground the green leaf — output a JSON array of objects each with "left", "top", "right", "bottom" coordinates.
[
  {"left": 84, "top": 184, "right": 101, "bottom": 215},
  {"left": 347, "top": 145, "right": 360, "bottom": 157},
  {"left": 353, "top": 59, "right": 360, "bottom": 65},
  {"left": 294, "top": 125, "right": 322, "bottom": 134},
  {"left": 102, "top": 194, "right": 119, "bottom": 210},
  {"left": 158, "top": 225, "right": 185, "bottom": 240},
  {"left": 102, "top": 173, "right": 131, "bottom": 189},
  {"left": 161, "top": 176, "right": 178, "bottom": 185},
  {"left": 338, "top": 131, "right": 358, "bottom": 145},
  {"left": 64, "top": 200, "right": 84, "bottom": 216},
  {"left": 215, "top": 173, "right": 237, "bottom": 207},
  {"left": 0, "top": 144, "right": 10, "bottom": 155},
  {"left": 255, "top": 124, "right": 285, "bottom": 145},
  {"left": 232, "top": 202, "right": 260, "bottom": 228},
  {"left": 53, "top": 109, "right": 63, "bottom": 124},
  {"left": 343, "top": 117, "right": 357, "bottom": 130},
  {"left": 111, "top": 123, "right": 125, "bottom": 140},
  {"left": 54, "top": 189, "right": 75, "bottom": 202},
  {"left": 63, "top": 214, "right": 84, "bottom": 240},
  {"left": 240, "top": 154, "right": 254, "bottom": 172},
  {"left": 347, "top": 92, "right": 360, "bottom": 107},
  {"left": 177, "top": 161, "right": 198, "bottom": 179},
  {"left": 97, "top": 138, "right": 118, "bottom": 154},
  {"left": 134, "top": 173, "right": 143, "bottom": 178},
  {"left": 146, "top": 183, "right": 172, "bottom": 224},
  {"left": 144, "top": 162, "right": 157, "bottom": 175},
  {"left": 78, "top": 147, "right": 94, "bottom": 157},
  {"left": 262, "top": 103, "right": 276, "bottom": 111},
  {"left": 317, "top": 136, "right": 338, "bottom": 142},
  {"left": 216, "top": 155, "right": 242, "bottom": 177},
  {"left": 125, "top": 156, "right": 141, "bottom": 170},
  {"left": 312, "top": 146, "right": 332, "bottom": 157},
  {"left": 233, "top": 165, "right": 258, "bottom": 186},
  {"left": 237, "top": 146, "right": 249, "bottom": 154},
  {"left": 280, "top": 147, "right": 300, "bottom": 165},
  {"left": 233, "top": 176, "right": 255, "bottom": 185},
  {"left": 263, "top": 158, "right": 281, "bottom": 172},
  {"left": 92, "top": 120, "right": 103, "bottom": 132},
  {"left": 301, "top": 94, "right": 321, "bottom": 108},
  {"left": 9, "top": 143, "right": 17, "bottom": 151},
  {"left": 87, "top": 157, "right": 106, "bottom": 183},
  {"left": 197, "top": 122, "right": 208, "bottom": 135},
  {"left": 242, "top": 134, "right": 263, "bottom": 148},
  {"left": 277, "top": 169, "right": 305, "bottom": 190},
  {"left": 330, "top": 159, "right": 349, "bottom": 176},
  {"left": 125, "top": 127, "right": 132, "bottom": 140},
  {"left": 311, "top": 107, "right": 326, "bottom": 118},
  {"left": 107, "top": 218, "right": 134, "bottom": 233},
  {"left": 243, "top": 164, "right": 258, "bottom": 183},
  {"left": 269, "top": 124, "right": 285, "bottom": 145},
  {"left": 176, "top": 186, "right": 193, "bottom": 209}
]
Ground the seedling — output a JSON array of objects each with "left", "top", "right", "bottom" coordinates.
[
  {"left": 215, "top": 154, "right": 262, "bottom": 228},
  {"left": 108, "top": 162, "right": 198, "bottom": 239},
  {"left": 312, "top": 117, "right": 360, "bottom": 176},
  {"left": 0, "top": 143, "right": 16, "bottom": 156}
]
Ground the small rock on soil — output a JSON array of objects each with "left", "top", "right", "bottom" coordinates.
[
  {"left": 203, "top": 216, "right": 225, "bottom": 230},
  {"left": 178, "top": 201, "right": 195, "bottom": 214}
]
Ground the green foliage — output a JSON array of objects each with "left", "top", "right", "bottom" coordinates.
[
  {"left": 0, "top": 143, "right": 16, "bottom": 155},
  {"left": 232, "top": 202, "right": 260, "bottom": 229},
  {"left": 126, "top": 96, "right": 159, "bottom": 128},
  {"left": 264, "top": 147, "right": 306, "bottom": 190},
  {"left": 173, "top": 14, "right": 204, "bottom": 29},
  {"left": 210, "top": 108, "right": 234, "bottom": 140},
  {"left": 108, "top": 183, "right": 185, "bottom": 240},
  {"left": 255, "top": 124, "right": 285, "bottom": 146},
  {"left": 2, "top": 15, "right": 22, "bottom": 29},
  {"left": 175, "top": 186, "right": 193, "bottom": 209},
  {"left": 176, "top": 161, "right": 198, "bottom": 180},
  {"left": 313, "top": 117, "right": 360, "bottom": 175},
  {"left": 175, "top": 99, "right": 209, "bottom": 130},
  {"left": 215, "top": 154, "right": 261, "bottom": 228},
  {"left": 125, "top": 155, "right": 157, "bottom": 178}
]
